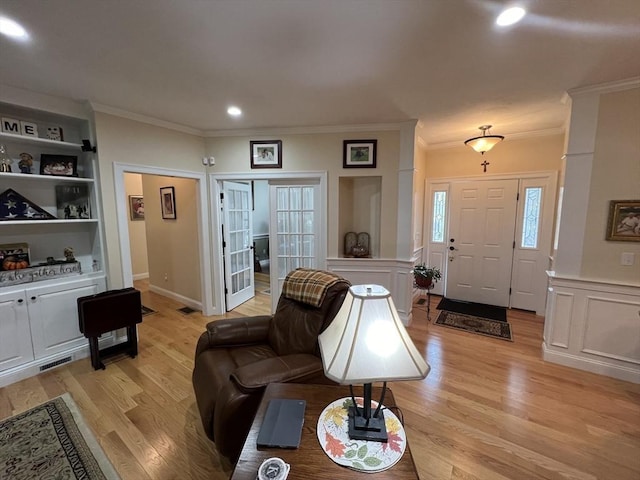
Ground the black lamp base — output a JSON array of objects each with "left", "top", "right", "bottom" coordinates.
[{"left": 348, "top": 406, "right": 388, "bottom": 442}]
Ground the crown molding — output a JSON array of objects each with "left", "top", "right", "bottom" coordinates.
[
  {"left": 90, "top": 102, "right": 204, "bottom": 136},
  {"left": 426, "top": 126, "right": 566, "bottom": 150},
  {"left": 567, "top": 77, "right": 640, "bottom": 98},
  {"left": 203, "top": 122, "right": 408, "bottom": 138}
]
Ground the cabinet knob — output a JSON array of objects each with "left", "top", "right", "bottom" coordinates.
[
  {"left": 30, "top": 296, "right": 37, "bottom": 301},
  {"left": 17, "top": 298, "right": 24, "bottom": 304}
]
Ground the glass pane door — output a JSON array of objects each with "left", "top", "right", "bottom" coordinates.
[{"left": 222, "top": 181, "right": 254, "bottom": 310}]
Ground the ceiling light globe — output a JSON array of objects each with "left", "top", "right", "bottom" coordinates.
[
  {"left": 0, "top": 17, "right": 28, "bottom": 39},
  {"left": 496, "top": 7, "right": 526, "bottom": 26},
  {"left": 227, "top": 106, "right": 242, "bottom": 117}
]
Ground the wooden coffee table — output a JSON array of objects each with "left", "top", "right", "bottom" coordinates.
[{"left": 229, "top": 383, "right": 419, "bottom": 479}]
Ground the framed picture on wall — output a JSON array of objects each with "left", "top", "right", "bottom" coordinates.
[
  {"left": 250, "top": 140, "right": 282, "bottom": 169},
  {"left": 343, "top": 140, "right": 377, "bottom": 168},
  {"left": 606, "top": 199, "right": 640, "bottom": 241},
  {"left": 160, "top": 186, "right": 177, "bottom": 220},
  {"left": 129, "top": 195, "right": 144, "bottom": 221}
]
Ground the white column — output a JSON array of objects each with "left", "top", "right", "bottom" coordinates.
[{"left": 554, "top": 93, "right": 599, "bottom": 276}]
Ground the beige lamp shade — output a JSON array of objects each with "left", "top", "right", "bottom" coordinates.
[{"left": 318, "top": 284, "right": 430, "bottom": 384}]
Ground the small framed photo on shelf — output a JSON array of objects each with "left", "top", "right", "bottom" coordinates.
[
  {"left": 606, "top": 199, "right": 640, "bottom": 242},
  {"left": 250, "top": 140, "right": 282, "bottom": 169},
  {"left": 129, "top": 196, "right": 145, "bottom": 221},
  {"left": 40, "top": 154, "right": 77, "bottom": 176},
  {"left": 343, "top": 139, "right": 377, "bottom": 168},
  {"left": 160, "top": 186, "right": 177, "bottom": 220},
  {"left": 55, "top": 185, "right": 91, "bottom": 219}
]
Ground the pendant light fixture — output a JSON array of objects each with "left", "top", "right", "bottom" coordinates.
[{"left": 464, "top": 125, "right": 504, "bottom": 154}]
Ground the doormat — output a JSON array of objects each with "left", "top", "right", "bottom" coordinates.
[
  {"left": 141, "top": 305, "right": 156, "bottom": 316},
  {"left": 436, "top": 297, "right": 507, "bottom": 322},
  {"left": 177, "top": 306, "right": 197, "bottom": 315},
  {"left": 434, "top": 311, "right": 513, "bottom": 341},
  {"left": 0, "top": 393, "right": 120, "bottom": 479}
]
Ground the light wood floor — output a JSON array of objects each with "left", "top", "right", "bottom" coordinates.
[{"left": 1, "top": 284, "right": 639, "bottom": 480}]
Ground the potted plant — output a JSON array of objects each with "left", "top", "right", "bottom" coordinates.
[{"left": 412, "top": 263, "right": 441, "bottom": 289}]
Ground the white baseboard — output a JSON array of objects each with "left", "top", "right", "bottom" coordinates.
[
  {"left": 0, "top": 335, "right": 117, "bottom": 388},
  {"left": 148, "top": 284, "right": 202, "bottom": 311},
  {"left": 542, "top": 343, "right": 640, "bottom": 384},
  {"left": 132, "top": 272, "right": 149, "bottom": 281}
]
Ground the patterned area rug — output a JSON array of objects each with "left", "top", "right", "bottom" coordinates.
[
  {"left": 0, "top": 393, "right": 120, "bottom": 480},
  {"left": 434, "top": 310, "right": 513, "bottom": 341}
]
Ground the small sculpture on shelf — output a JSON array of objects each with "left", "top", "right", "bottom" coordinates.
[
  {"left": 18, "top": 153, "right": 33, "bottom": 174},
  {"left": 0, "top": 144, "right": 12, "bottom": 173},
  {"left": 63, "top": 247, "right": 75, "bottom": 262},
  {"left": 344, "top": 231, "right": 371, "bottom": 257}
]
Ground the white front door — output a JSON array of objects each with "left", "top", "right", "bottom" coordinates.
[
  {"left": 222, "top": 181, "right": 255, "bottom": 310},
  {"left": 446, "top": 179, "right": 519, "bottom": 307},
  {"left": 269, "top": 182, "right": 319, "bottom": 312}
]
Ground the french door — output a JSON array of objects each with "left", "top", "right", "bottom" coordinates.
[
  {"left": 222, "top": 181, "right": 254, "bottom": 310},
  {"left": 269, "top": 182, "right": 320, "bottom": 312}
]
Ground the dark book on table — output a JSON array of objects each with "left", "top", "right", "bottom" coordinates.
[
  {"left": 55, "top": 185, "right": 91, "bottom": 219},
  {"left": 256, "top": 398, "right": 306, "bottom": 449}
]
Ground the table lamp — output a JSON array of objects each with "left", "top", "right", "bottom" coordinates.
[{"left": 318, "top": 284, "right": 430, "bottom": 442}]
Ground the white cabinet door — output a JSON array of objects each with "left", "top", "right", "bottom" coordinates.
[
  {"left": 27, "top": 277, "right": 106, "bottom": 359},
  {"left": 0, "top": 289, "right": 34, "bottom": 371}
]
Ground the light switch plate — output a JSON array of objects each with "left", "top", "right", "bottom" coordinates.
[{"left": 621, "top": 252, "right": 635, "bottom": 266}]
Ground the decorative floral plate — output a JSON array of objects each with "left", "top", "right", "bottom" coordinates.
[{"left": 316, "top": 397, "right": 406, "bottom": 473}]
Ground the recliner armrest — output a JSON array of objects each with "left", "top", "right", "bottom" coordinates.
[
  {"left": 195, "top": 315, "right": 272, "bottom": 357},
  {"left": 231, "top": 354, "right": 324, "bottom": 393}
]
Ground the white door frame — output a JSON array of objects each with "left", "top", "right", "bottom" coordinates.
[
  {"left": 210, "top": 171, "right": 327, "bottom": 315},
  {"left": 113, "top": 163, "right": 214, "bottom": 315},
  {"left": 425, "top": 170, "right": 558, "bottom": 314}
]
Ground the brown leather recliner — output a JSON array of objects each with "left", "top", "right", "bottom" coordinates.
[{"left": 192, "top": 269, "right": 350, "bottom": 462}]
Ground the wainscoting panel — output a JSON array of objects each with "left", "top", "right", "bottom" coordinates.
[
  {"left": 581, "top": 295, "right": 640, "bottom": 365},
  {"left": 543, "top": 273, "right": 640, "bottom": 383},
  {"left": 549, "top": 291, "right": 574, "bottom": 348},
  {"left": 326, "top": 258, "right": 414, "bottom": 325}
]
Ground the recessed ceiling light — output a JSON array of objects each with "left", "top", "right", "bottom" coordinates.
[
  {"left": 0, "top": 16, "right": 28, "bottom": 39},
  {"left": 227, "top": 106, "right": 242, "bottom": 117},
  {"left": 496, "top": 7, "right": 526, "bottom": 27}
]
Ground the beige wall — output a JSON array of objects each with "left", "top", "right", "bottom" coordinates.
[
  {"left": 425, "top": 134, "right": 565, "bottom": 178},
  {"left": 94, "top": 112, "right": 205, "bottom": 288},
  {"left": 413, "top": 140, "right": 428, "bottom": 251},
  {"left": 581, "top": 87, "right": 640, "bottom": 283},
  {"left": 205, "top": 130, "right": 401, "bottom": 258},
  {"left": 124, "top": 173, "right": 149, "bottom": 277},
  {"left": 142, "top": 175, "right": 202, "bottom": 301}
]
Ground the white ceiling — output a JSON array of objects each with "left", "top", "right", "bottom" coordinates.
[{"left": 1, "top": 1, "right": 639, "bottom": 146}]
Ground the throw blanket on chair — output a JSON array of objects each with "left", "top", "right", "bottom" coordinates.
[{"left": 282, "top": 268, "right": 348, "bottom": 307}]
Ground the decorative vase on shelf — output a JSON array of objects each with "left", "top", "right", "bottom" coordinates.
[{"left": 0, "top": 144, "right": 13, "bottom": 173}]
